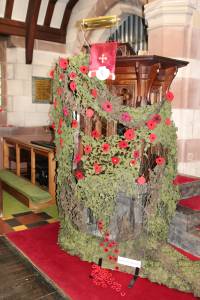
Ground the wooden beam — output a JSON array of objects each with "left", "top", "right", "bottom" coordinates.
[
  {"left": 4, "top": 0, "right": 14, "bottom": 19},
  {"left": 44, "top": 0, "right": 57, "bottom": 26},
  {"left": 36, "top": 24, "right": 66, "bottom": 43},
  {"left": 60, "top": 0, "right": 79, "bottom": 32},
  {"left": 25, "top": 0, "right": 42, "bottom": 64},
  {"left": 0, "top": 18, "right": 66, "bottom": 43}
]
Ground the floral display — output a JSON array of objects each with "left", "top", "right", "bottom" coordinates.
[{"left": 49, "top": 54, "right": 200, "bottom": 297}]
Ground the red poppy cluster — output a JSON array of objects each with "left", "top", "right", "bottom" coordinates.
[
  {"left": 90, "top": 221, "right": 126, "bottom": 295},
  {"left": 90, "top": 264, "right": 126, "bottom": 296},
  {"left": 52, "top": 57, "right": 171, "bottom": 187},
  {"left": 97, "top": 221, "right": 120, "bottom": 269}
]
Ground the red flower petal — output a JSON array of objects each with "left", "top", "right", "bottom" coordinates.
[
  {"left": 124, "top": 129, "right": 135, "bottom": 140},
  {"left": 91, "top": 89, "right": 97, "bottom": 98},
  {"left": 59, "top": 58, "right": 68, "bottom": 69},
  {"left": 156, "top": 156, "right": 165, "bottom": 165},
  {"left": 69, "top": 81, "right": 76, "bottom": 91},
  {"left": 137, "top": 176, "right": 146, "bottom": 185},
  {"left": 71, "top": 119, "right": 78, "bottom": 128},
  {"left": 166, "top": 91, "right": 174, "bottom": 102}
]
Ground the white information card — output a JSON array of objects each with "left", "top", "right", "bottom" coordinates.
[{"left": 117, "top": 256, "right": 141, "bottom": 268}]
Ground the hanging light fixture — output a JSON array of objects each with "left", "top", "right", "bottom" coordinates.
[{"left": 80, "top": 15, "right": 120, "bottom": 30}]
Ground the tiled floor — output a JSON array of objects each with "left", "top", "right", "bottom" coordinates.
[{"left": 0, "top": 211, "right": 57, "bottom": 235}]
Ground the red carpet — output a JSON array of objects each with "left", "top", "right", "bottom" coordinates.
[
  {"left": 179, "top": 195, "right": 200, "bottom": 211},
  {"left": 6, "top": 222, "right": 199, "bottom": 300},
  {"left": 172, "top": 245, "right": 200, "bottom": 261},
  {"left": 173, "top": 175, "right": 200, "bottom": 185}
]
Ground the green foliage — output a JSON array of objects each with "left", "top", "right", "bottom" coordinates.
[{"left": 49, "top": 54, "right": 200, "bottom": 297}]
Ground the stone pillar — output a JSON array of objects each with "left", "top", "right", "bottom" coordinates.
[{"left": 145, "top": 0, "right": 200, "bottom": 177}]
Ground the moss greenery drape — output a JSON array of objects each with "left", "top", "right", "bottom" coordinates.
[{"left": 49, "top": 54, "right": 200, "bottom": 297}]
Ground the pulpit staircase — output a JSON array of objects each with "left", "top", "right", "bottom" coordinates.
[{"left": 169, "top": 175, "right": 200, "bottom": 258}]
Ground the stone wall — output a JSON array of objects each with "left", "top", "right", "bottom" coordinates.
[
  {"left": 145, "top": 0, "right": 200, "bottom": 177},
  {"left": 5, "top": 37, "right": 67, "bottom": 127}
]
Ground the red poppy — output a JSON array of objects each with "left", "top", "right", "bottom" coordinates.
[
  {"left": 97, "top": 220, "right": 103, "bottom": 230},
  {"left": 156, "top": 156, "right": 165, "bottom": 165},
  {"left": 102, "top": 100, "right": 112, "bottom": 112},
  {"left": 104, "top": 237, "right": 109, "bottom": 243},
  {"left": 108, "top": 256, "right": 113, "bottom": 260},
  {"left": 86, "top": 108, "right": 94, "bottom": 118},
  {"left": 59, "top": 58, "right": 68, "bottom": 69},
  {"left": 102, "top": 143, "right": 110, "bottom": 153},
  {"left": 80, "top": 65, "right": 88, "bottom": 74},
  {"left": 63, "top": 107, "right": 69, "bottom": 117},
  {"left": 49, "top": 69, "right": 54, "bottom": 79},
  {"left": 133, "top": 150, "right": 140, "bottom": 159},
  {"left": 149, "top": 133, "right": 157, "bottom": 143},
  {"left": 165, "top": 118, "right": 171, "bottom": 126},
  {"left": 69, "top": 72, "right": 77, "bottom": 80},
  {"left": 57, "top": 128, "right": 62, "bottom": 135},
  {"left": 114, "top": 249, "right": 119, "bottom": 254},
  {"left": 59, "top": 117, "right": 63, "bottom": 128},
  {"left": 111, "top": 157, "right": 120, "bottom": 165},
  {"left": 152, "top": 114, "right": 161, "bottom": 124},
  {"left": 74, "top": 153, "right": 82, "bottom": 163},
  {"left": 146, "top": 119, "right": 156, "bottom": 130},
  {"left": 108, "top": 243, "right": 113, "bottom": 248},
  {"left": 121, "top": 112, "right": 132, "bottom": 122},
  {"left": 124, "top": 128, "right": 135, "bottom": 140},
  {"left": 104, "top": 248, "right": 109, "bottom": 252},
  {"left": 130, "top": 159, "right": 136, "bottom": 166},
  {"left": 57, "top": 87, "right": 63, "bottom": 95},
  {"left": 93, "top": 163, "right": 102, "bottom": 174},
  {"left": 51, "top": 122, "right": 55, "bottom": 130},
  {"left": 118, "top": 140, "right": 128, "bottom": 149},
  {"left": 71, "top": 119, "right": 78, "bottom": 128},
  {"left": 91, "top": 129, "right": 101, "bottom": 139},
  {"left": 75, "top": 170, "right": 84, "bottom": 180},
  {"left": 99, "top": 242, "right": 104, "bottom": 247},
  {"left": 84, "top": 145, "right": 92, "bottom": 154},
  {"left": 59, "top": 73, "right": 64, "bottom": 81},
  {"left": 69, "top": 81, "right": 76, "bottom": 91},
  {"left": 137, "top": 176, "right": 146, "bottom": 185},
  {"left": 166, "top": 91, "right": 174, "bottom": 102},
  {"left": 91, "top": 89, "right": 97, "bottom": 98}
]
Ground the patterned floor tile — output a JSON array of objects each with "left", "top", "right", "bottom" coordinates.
[
  {"left": 0, "top": 211, "right": 57, "bottom": 234},
  {"left": 13, "top": 225, "right": 28, "bottom": 231}
]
